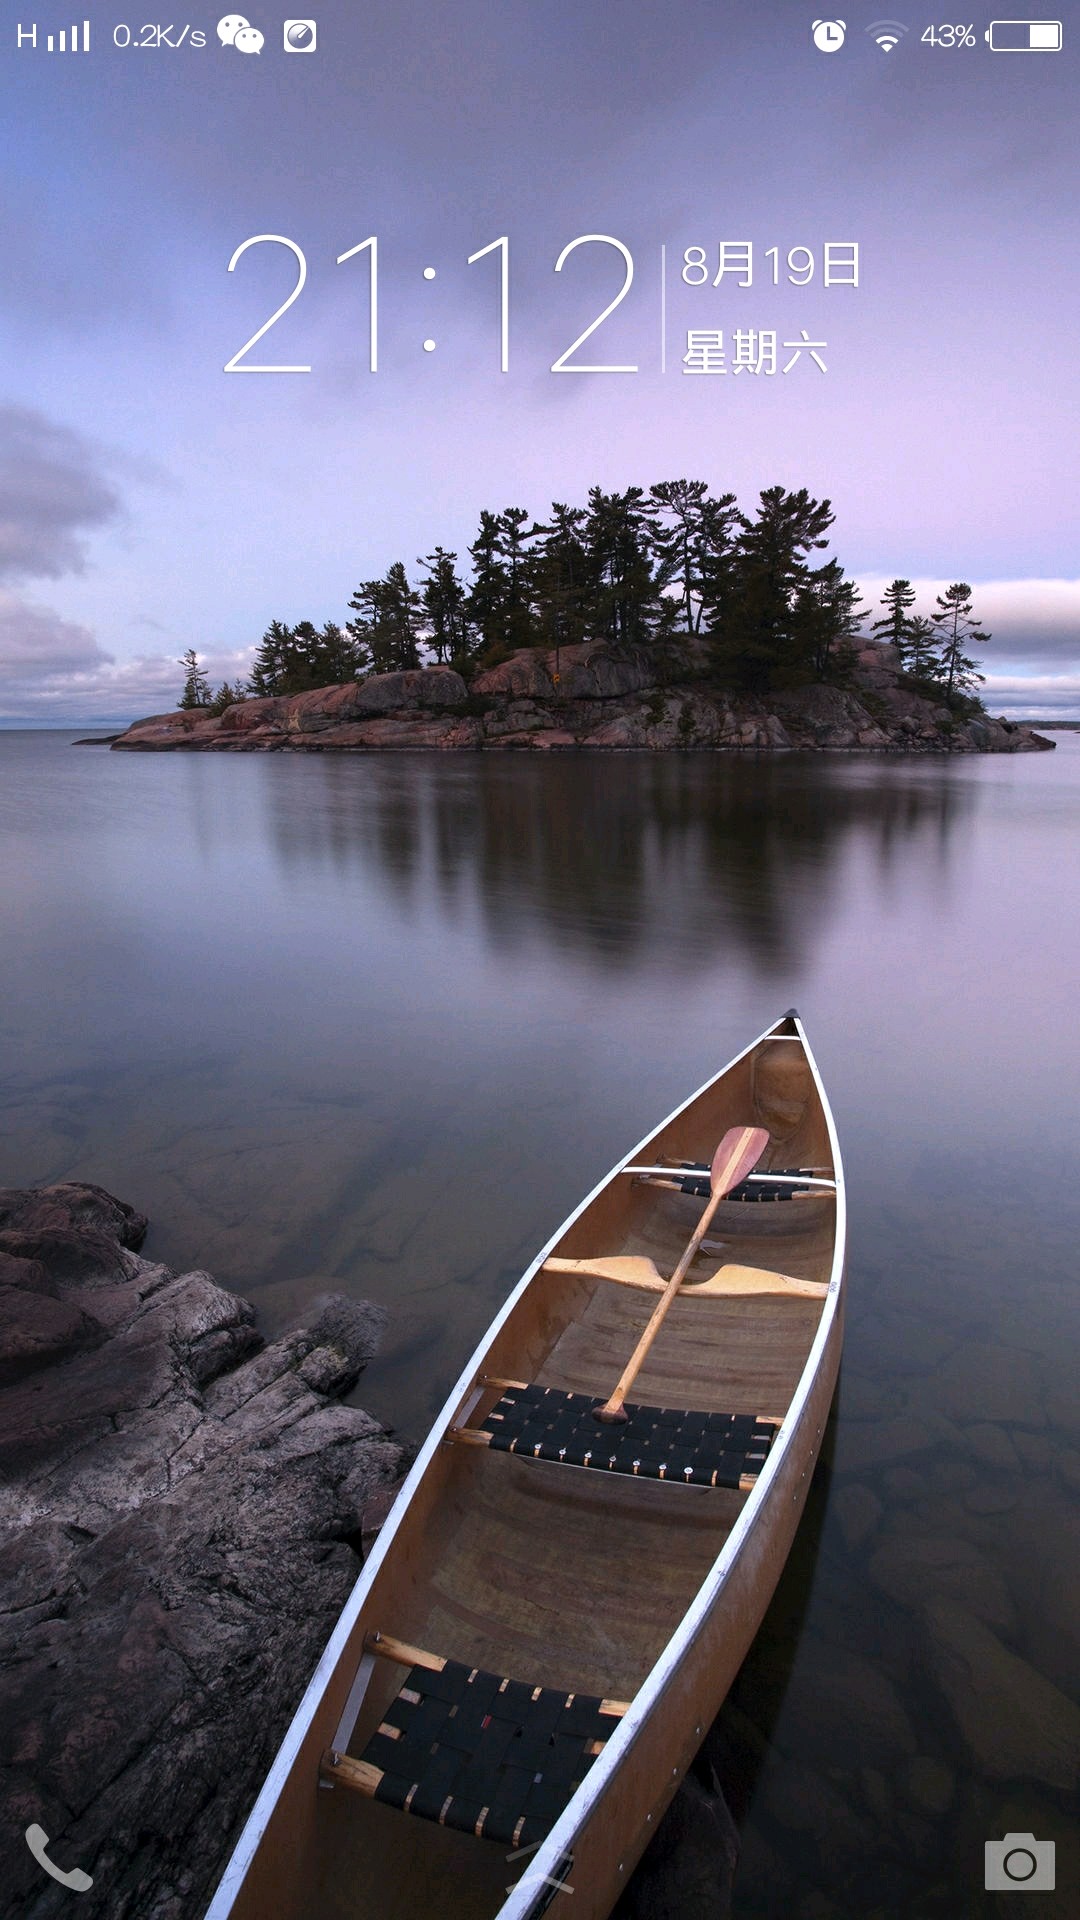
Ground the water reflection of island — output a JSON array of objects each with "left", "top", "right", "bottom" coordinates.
[{"left": 261, "top": 755, "right": 974, "bottom": 977}]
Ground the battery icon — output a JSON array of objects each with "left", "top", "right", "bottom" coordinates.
[{"left": 985, "top": 20, "right": 1062, "bottom": 49}]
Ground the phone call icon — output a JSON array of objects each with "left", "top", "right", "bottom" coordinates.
[{"left": 25, "top": 1824, "right": 94, "bottom": 1892}]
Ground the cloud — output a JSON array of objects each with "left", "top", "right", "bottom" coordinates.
[
  {"left": 0, "top": 615, "right": 255, "bottom": 722},
  {"left": 0, "top": 403, "right": 192, "bottom": 720},
  {"left": 0, "top": 404, "right": 120, "bottom": 582},
  {"left": 0, "top": 589, "right": 110, "bottom": 679},
  {"left": 857, "top": 576, "right": 1080, "bottom": 666},
  {"left": 857, "top": 574, "right": 1080, "bottom": 716},
  {"left": 980, "top": 673, "right": 1080, "bottom": 720}
]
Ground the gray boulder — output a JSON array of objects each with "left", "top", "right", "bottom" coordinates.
[{"left": 0, "top": 1183, "right": 402, "bottom": 1920}]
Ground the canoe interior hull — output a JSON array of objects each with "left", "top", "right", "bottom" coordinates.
[{"left": 210, "top": 1018, "right": 844, "bottom": 1920}]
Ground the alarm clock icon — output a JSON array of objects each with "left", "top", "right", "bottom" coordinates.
[{"left": 812, "top": 20, "right": 846, "bottom": 51}]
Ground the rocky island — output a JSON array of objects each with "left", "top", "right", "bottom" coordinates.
[{"left": 110, "top": 639, "right": 1052, "bottom": 756}]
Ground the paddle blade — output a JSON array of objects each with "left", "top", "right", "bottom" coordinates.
[
  {"left": 544, "top": 1255, "right": 665, "bottom": 1288},
  {"left": 710, "top": 1125, "right": 770, "bottom": 1198}
]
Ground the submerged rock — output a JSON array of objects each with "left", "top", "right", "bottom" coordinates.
[
  {"left": 834, "top": 1413, "right": 954, "bottom": 1472},
  {"left": 898, "top": 1755, "right": 955, "bottom": 1816},
  {"left": 0, "top": 1183, "right": 403, "bottom": 1920},
  {"left": 867, "top": 1531, "right": 1016, "bottom": 1634},
  {"left": 112, "top": 641, "right": 1055, "bottom": 755},
  {"left": 831, "top": 1482, "right": 884, "bottom": 1550},
  {"left": 922, "top": 1601, "right": 1080, "bottom": 1789},
  {"left": 766, "top": 1638, "right": 917, "bottom": 1767},
  {"left": 614, "top": 1756, "right": 739, "bottom": 1920},
  {"left": 961, "top": 1422, "right": 1022, "bottom": 1473},
  {"left": 934, "top": 1342, "right": 1046, "bottom": 1427}
]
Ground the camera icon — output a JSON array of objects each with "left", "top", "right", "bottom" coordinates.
[
  {"left": 283, "top": 19, "right": 316, "bottom": 52},
  {"left": 984, "top": 1834, "right": 1055, "bottom": 1890}
]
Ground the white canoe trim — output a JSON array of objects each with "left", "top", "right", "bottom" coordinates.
[
  {"left": 204, "top": 1011, "right": 844, "bottom": 1920},
  {"left": 625, "top": 1167, "right": 837, "bottom": 1191}
]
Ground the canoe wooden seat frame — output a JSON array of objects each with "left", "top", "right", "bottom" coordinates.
[
  {"left": 624, "top": 1162, "right": 837, "bottom": 1202},
  {"left": 539, "top": 1255, "right": 829, "bottom": 1298},
  {"left": 450, "top": 1380, "right": 781, "bottom": 1491},
  {"left": 320, "top": 1630, "right": 628, "bottom": 1852}
]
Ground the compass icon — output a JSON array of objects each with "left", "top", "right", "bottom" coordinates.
[{"left": 812, "top": 19, "right": 847, "bottom": 51}]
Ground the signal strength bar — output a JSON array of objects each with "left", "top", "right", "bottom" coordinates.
[{"left": 47, "top": 22, "right": 90, "bottom": 50}]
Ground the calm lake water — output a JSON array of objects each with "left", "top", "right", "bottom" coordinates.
[{"left": 2, "top": 731, "right": 1077, "bottom": 1917}]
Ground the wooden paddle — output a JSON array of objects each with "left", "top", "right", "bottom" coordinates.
[{"left": 592, "top": 1124, "right": 769, "bottom": 1424}]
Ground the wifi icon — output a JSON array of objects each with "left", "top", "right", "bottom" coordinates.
[{"left": 867, "top": 19, "right": 909, "bottom": 51}]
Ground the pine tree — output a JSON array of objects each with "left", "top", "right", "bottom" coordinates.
[
  {"left": 208, "top": 680, "right": 238, "bottom": 715},
  {"left": 791, "top": 560, "right": 864, "bottom": 681},
  {"left": 466, "top": 511, "right": 512, "bottom": 659},
  {"left": 906, "top": 614, "right": 936, "bottom": 681},
  {"left": 497, "top": 508, "right": 538, "bottom": 650},
  {"left": 314, "top": 621, "right": 363, "bottom": 684},
  {"left": 418, "top": 548, "right": 469, "bottom": 666},
  {"left": 712, "top": 487, "right": 834, "bottom": 690},
  {"left": 286, "top": 620, "right": 323, "bottom": 692},
  {"left": 871, "top": 579, "right": 918, "bottom": 667},
  {"left": 583, "top": 487, "right": 659, "bottom": 647},
  {"left": 694, "top": 492, "right": 741, "bottom": 641},
  {"left": 529, "top": 504, "right": 589, "bottom": 661},
  {"left": 247, "top": 620, "right": 292, "bottom": 698},
  {"left": 344, "top": 593, "right": 376, "bottom": 676},
  {"left": 329, "top": 477, "right": 945, "bottom": 699},
  {"left": 347, "top": 566, "right": 421, "bottom": 674},
  {"left": 649, "top": 480, "right": 736, "bottom": 635},
  {"left": 178, "top": 648, "right": 212, "bottom": 709},
  {"left": 382, "top": 562, "right": 422, "bottom": 669},
  {"left": 931, "top": 583, "right": 990, "bottom": 704},
  {"left": 346, "top": 581, "right": 391, "bottom": 674}
]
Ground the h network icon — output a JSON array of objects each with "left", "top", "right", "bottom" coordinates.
[{"left": 16, "top": 20, "right": 91, "bottom": 51}]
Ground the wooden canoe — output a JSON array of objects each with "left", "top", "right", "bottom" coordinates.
[{"left": 205, "top": 1010, "right": 845, "bottom": 1920}]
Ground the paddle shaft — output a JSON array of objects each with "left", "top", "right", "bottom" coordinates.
[{"left": 593, "top": 1124, "right": 769, "bottom": 1423}]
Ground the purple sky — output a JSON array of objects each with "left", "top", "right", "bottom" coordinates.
[{"left": 2, "top": 2, "right": 1077, "bottom": 719}]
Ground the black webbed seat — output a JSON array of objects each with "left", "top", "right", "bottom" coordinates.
[
  {"left": 481, "top": 1383, "right": 777, "bottom": 1489},
  {"left": 321, "top": 1639, "right": 625, "bottom": 1850}
]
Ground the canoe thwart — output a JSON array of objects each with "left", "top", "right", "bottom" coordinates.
[
  {"left": 624, "top": 1164, "right": 836, "bottom": 1201},
  {"left": 320, "top": 1651, "right": 628, "bottom": 1851},
  {"left": 468, "top": 1382, "right": 778, "bottom": 1489},
  {"left": 541, "top": 1255, "right": 829, "bottom": 1298}
]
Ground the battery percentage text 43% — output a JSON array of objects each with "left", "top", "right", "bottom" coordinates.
[{"left": 921, "top": 24, "right": 977, "bottom": 45}]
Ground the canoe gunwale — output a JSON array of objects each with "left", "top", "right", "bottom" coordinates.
[{"left": 203, "top": 1011, "right": 845, "bottom": 1920}]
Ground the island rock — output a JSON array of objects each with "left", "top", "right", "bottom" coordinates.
[{"left": 111, "top": 640, "right": 1054, "bottom": 754}]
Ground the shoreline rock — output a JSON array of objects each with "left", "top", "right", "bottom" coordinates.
[
  {"left": 111, "top": 641, "right": 1054, "bottom": 755},
  {"left": 0, "top": 1182, "right": 403, "bottom": 1920},
  {"left": 2, "top": 1185, "right": 742, "bottom": 1919}
]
